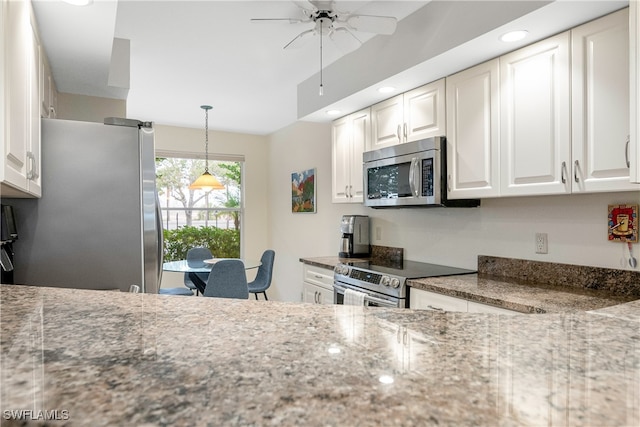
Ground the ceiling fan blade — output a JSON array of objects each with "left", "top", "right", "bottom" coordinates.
[
  {"left": 346, "top": 14, "right": 397, "bottom": 35},
  {"left": 250, "top": 18, "right": 307, "bottom": 24},
  {"left": 283, "top": 29, "right": 316, "bottom": 50},
  {"left": 292, "top": 0, "right": 318, "bottom": 12},
  {"left": 329, "top": 27, "right": 361, "bottom": 53}
]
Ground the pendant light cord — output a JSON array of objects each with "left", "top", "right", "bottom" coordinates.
[{"left": 203, "top": 105, "right": 210, "bottom": 173}]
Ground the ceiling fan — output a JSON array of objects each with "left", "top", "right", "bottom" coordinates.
[
  {"left": 251, "top": 1, "right": 398, "bottom": 95},
  {"left": 251, "top": 1, "right": 398, "bottom": 51}
]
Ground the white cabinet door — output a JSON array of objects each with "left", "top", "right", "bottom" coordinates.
[
  {"left": 370, "top": 80, "right": 446, "bottom": 151},
  {"left": 632, "top": 1, "right": 640, "bottom": 183},
  {"left": 410, "top": 288, "right": 468, "bottom": 312},
  {"left": 302, "top": 264, "right": 334, "bottom": 305},
  {"left": 404, "top": 79, "right": 446, "bottom": 142},
  {"left": 1, "top": 0, "right": 41, "bottom": 197},
  {"left": 331, "top": 108, "right": 369, "bottom": 203},
  {"left": 500, "top": 32, "right": 571, "bottom": 196},
  {"left": 370, "top": 95, "right": 403, "bottom": 150},
  {"left": 303, "top": 282, "right": 333, "bottom": 304},
  {"left": 446, "top": 59, "right": 500, "bottom": 199},
  {"left": 27, "top": 20, "right": 41, "bottom": 197},
  {"left": 331, "top": 116, "right": 351, "bottom": 203},
  {"left": 3, "top": 0, "right": 30, "bottom": 191},
  {"left": 572, "top": 8, "right": 638, "bottom": 193},
  {"left": 348, "top": 109, "right": 368, "bottom": 202}
]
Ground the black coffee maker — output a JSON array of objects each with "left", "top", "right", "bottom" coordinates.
[{"left": 339, "top": 215, "right": 370, "bottom": 258}]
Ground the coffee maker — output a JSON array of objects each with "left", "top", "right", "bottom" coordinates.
[{"left": 339, "top": 215, "right": 370, "bottom": 258}]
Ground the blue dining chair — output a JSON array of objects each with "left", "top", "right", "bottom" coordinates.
[
  {"left": 202, "top": 259, "right": 249, "bottom": 299},
  {"left": 248, "top": 250, "right": 275, "bottom": 300},
  {"left": 184, "top": 247, "right": 213, "bottom": 295}
]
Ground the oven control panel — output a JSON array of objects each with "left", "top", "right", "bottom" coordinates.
[{"left": 335, "top": 264, "right": 404, "bottom": 288}]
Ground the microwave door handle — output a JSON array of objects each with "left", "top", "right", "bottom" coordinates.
[{"left": 409, "top": 158, "right": 419, "bottom": 197}]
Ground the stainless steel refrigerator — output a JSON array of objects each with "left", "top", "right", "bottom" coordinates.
[{"left": 6, "top": 118, "right": 162, "bottom": 293}]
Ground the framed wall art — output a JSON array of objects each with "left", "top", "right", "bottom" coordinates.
[
  {"left": 608, "top": 204, "right": 638, "bottom": 243},
  {"left": 291, "top": 168, "right": 316, "bottom": 213}
]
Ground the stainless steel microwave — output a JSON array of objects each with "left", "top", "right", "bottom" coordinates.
[{"left": 362, "top": 137, "right": 480, "bottom": 208}]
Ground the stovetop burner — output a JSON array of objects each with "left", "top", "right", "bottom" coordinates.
[{"left": 343, "top": 259, "right": 476, "bottom": 279}]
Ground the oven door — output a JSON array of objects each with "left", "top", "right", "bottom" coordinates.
[
  {"left": 363, "top": 150, "right": 440, "bottom": 208},
  {"left": 333, "top": 282, "right": 402, "bottom": 308}
]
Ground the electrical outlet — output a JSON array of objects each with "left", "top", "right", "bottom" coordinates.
[
  {"left": 535, "top": 232, "right": 548, "bottom": 254},
  {"left": 375, "top": 226, "right": 382, "bottom": 241}
]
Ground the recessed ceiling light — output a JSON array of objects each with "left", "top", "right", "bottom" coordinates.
[
  {"left": 326, "top": 109, "right": 341, "bottom": 116},
  {"left": 62, "top": 0, "right": 93, "bottom": 5},
  {"left": 500, "top": 30, "right": 528, "bottom": 43},
  {"left": 378, "top": 86, "right": 396, "bottom": 94}
]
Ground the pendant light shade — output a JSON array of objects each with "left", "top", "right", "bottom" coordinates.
[{"left": 189, "top": 105, "right": 225, "bottom": 192}]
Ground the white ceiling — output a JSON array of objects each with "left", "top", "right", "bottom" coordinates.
[{"left": 31, "top": 0, "right": 628, "bottom": 135}]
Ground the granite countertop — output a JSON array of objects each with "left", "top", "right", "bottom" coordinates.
[
  {"left": 300, "top": 256, "right": 640, "bottom": 313},
  {"left": 408, "top": 274, "right": 636, "bottom": 313},
  {"left": 1, "top": 284, "right": 639, "bottom": 426}
]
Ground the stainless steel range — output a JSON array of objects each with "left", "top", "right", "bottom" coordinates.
[{"left": 333, "top": 260, "right": 476, "bottom": 308}]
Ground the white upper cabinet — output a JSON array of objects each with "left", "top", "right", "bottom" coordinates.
[
  {"left": 370, "top": 79, "right": 446, "bottom": 151},
  {"left": 571, "top": 8, "right": 637, "bottom": 193},
  {"left": 331, "top": 108, "right": 369, "bottom": 203},
  {"left": 446, "top": 59, "right": 501, "bottom": 199},
  {"left": 1, "top": 0, "right": 42, "bottom": 197},
  {"left": 629, "top": 2, "right": 640, "bottom": 183},
  {"left": 500, "top": 32, "right": 572, "bottom": 197}
]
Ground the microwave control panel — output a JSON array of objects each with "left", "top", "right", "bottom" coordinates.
[{"left": 421, "top": 158, "right": 434, "bottom": 197}]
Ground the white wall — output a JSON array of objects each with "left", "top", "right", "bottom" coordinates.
[
  {"left": 267, "top": 121, "right": 640, "bottom": 302},
  {"left": 57, "top": 92, "right": 126, "bottom": 123}
]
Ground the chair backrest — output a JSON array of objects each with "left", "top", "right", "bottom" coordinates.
[
  {"left": 254, "top": 250, "right": 275, "bottom": 287},
  {"left": 186, "top": 247, "right": 213, "bottom": 267},
  {"left": 203, "top": 260, "right": 249, "bottom": 299}
]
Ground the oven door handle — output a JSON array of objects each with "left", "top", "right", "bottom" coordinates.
[{"left": 333, "top": 283, "right": 398, "bottom": 307}]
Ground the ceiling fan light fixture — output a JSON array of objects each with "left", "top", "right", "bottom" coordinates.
[{"left": 189, "top": 105, "right": 225, "bottom": 192}]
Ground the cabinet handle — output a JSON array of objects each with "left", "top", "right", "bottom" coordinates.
[
  {"left": 403, "top": 123, "right": 408, "bottom": 140},
  {"left": 349, "top": 185, "right": 353, "bottom": 198},
  {"left": 447, "top": 174, "right": 452, "bottom": 192},
  {"left": 626, "top": 135, "right": 631, "bottom": 168},
  {"left": 561, "top": 161, "right": 567, "bottom": 184},
  {"left": 397, "top": 124, "right": 402, "bottom": 142},
  {"left": 574, "top": 160, "right": 580, "bottom": 183},
  {"left": 345, "top": 185, "right": 348, "bottom": 198},
  {"left": 26, "top": 152, "right": 38, "bottom": 180}
]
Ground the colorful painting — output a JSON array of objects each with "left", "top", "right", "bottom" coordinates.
[
  {"left": 291, "top": 168, "right": 316, "bottom": 213},
  {"left": 608, "top": 204, "right": 638, "bottom": 243}
]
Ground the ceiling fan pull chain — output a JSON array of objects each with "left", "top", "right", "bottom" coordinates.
[{"left": 319, "top": 18, "right": 324, "bottom": 96}]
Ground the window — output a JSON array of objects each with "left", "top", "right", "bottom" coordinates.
[{"left": 155, "top": 155, "right": 243, "bottom": 261}]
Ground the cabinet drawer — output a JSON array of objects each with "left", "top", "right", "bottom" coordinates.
[
  {"left": 410, "top": 288, "right": 468, "bottom": 312},
  {"left": 303, "top": 264, "right": 334, "bottom": 290}
]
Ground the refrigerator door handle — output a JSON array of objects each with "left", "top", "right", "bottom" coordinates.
[{"left": 156, "top": 193, "right": 164, "bottom": 287}]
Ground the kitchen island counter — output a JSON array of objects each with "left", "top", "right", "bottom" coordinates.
[{"left": 1, "top": 284, "right": 639, "bottom": 426}]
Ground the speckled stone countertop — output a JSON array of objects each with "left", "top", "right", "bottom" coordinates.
[
  {"left": 301, "top": 256, "right": 640, "bottom": 313},
  {"left": 1, "top": 284, "right": 639, "bottom": 426}
]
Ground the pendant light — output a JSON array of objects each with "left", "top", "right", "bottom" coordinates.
[{"left": 189, "top": 105, "right": 225, "bottom": 191}]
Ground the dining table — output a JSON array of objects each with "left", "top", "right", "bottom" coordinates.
[{"left": 162, "top": 258, "right": 261, "bottom": 295}]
